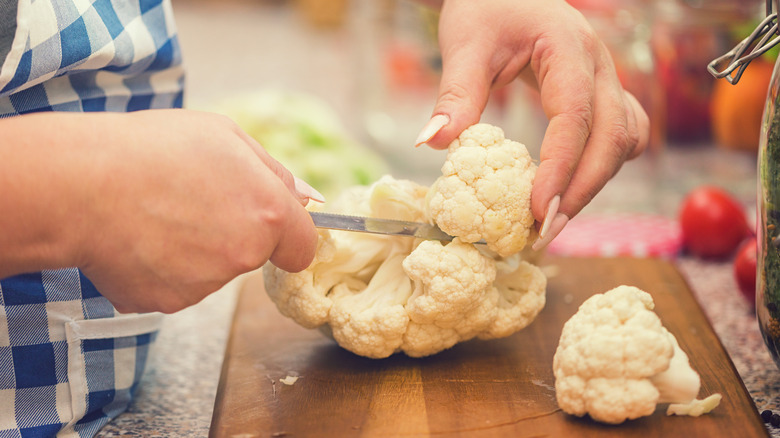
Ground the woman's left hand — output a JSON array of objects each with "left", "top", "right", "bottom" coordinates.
[{"left": 416, "top": 0, "right": 650, "bottom": 249}]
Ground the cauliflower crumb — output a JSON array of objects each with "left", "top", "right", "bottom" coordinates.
[{"left": 279, "top": 375, "right": 300, "bottom": 386}]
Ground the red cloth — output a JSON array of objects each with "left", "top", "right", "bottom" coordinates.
[{"left": 546, "top": 213, "right": 682, "bottom": 258}]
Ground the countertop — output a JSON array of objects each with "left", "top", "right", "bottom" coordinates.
[{"left": 97, "top": 1, "right": 780, "bottom": 436}]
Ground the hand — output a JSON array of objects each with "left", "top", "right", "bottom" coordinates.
[
  {"left": 416, "top": 0, "right": 650, "bottom": 249},
  {"left": 84, "top": 109, "right": 323, "bottom": 313},
  {"left": 0, "top": 110, "right": 320, "bottom": 313}
]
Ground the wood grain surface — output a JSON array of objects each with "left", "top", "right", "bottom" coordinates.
[{"left": 209, "top": 257, "right": 768, "bottom": 437}]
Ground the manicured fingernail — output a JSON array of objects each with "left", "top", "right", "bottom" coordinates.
[
  {"left": 532, "top": 213, "right": 569, "bottom": 251},
  {"left": 294, "top": 176, "right": 326, "bottom": 203},
  {"left": 414, "top": 114, "right": 450, "bottom": 147},
  {"left": 538, "top": 195, "right": 561, "bottom": 239}
]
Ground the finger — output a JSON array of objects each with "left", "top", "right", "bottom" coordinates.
[
  {"left": 529, "top": 48, "right": 596, "bottom": 225},
  {"left": 556, "top": 56, "right": 634, "bottom": 220},
  {"left": 236, "top": 129, "right": 319, "bottom": 272},
  {"left": 415, "top": 42, "right": 492, "bottom": 149},
  {"left": 268, "top": 201, "right": 319, "bottom": 273},
  {"left": 231, "top": 124, "right": 320, "bottom": 271},
  {"left": 623, "top": 91, "right": 650, "bottom": 159}
]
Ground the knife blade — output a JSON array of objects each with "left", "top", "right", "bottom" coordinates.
[{"left": 309, "top": 211, "right": 456, "bottom": 242}]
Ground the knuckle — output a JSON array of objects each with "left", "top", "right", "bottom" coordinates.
[
  {"left": 576, "top": 26, "right": 602, "bottom": 55},
  {"left": 605, "top": 119, "right": 634, "bottom": 166},
  {"left": 234, "top": 248, "right": 266, "bottom": 275},
  {"left": 225, "top": 234, "right": 267, "bottom": 274},
  {"left": 568, "top": 106, "right": 595, "bottom": 135},
  {"left": 556, "top": 104, "right": 594, "bottom": 145},
  {"left": 608, "top": 121, "right": 632, "bottom": 153},
  {"left": 241, "top": 207, "right": 289, "bottom": 270},
  {"left": 438, "top": 81, "right": 479, "bottom": 110},
  {"left": 625, "top": 124, "right": 642, "bottom": 153},
  {"left": 261, "top": 201, "right": 288, "bottom": 229}
]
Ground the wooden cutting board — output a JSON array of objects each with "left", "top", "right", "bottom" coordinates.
[{"left": 209, "top": 257, "right": 769, "bottom": 437}]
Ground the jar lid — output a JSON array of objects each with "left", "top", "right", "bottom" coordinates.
[
  {"left": 545, "top": 213, "right": 682, "bottom": 258},
  {"left": 708, "top": 0, "right": 780, "bottom": 84}
]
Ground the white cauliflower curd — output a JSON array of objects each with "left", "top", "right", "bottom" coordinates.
[
  {"left": 427, "top": 123, "right": 537, "bottom": 257},
  {"left": 552, "top": 285, "right": 721, "bottom": 424},
  {"left": 264, "top": 174, "right": 546, "bottom": 358}
]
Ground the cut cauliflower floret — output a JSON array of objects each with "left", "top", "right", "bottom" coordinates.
[
  {"left": 328, "top": 253, "right": 413, "bottom": 359},
  {"left": 264, "top": 176, "right": 547, "bottom": 358},
  {"left": 553, "top": 285, "right": 720, "bottom": 424},
  {"left": 427, "top": 123, "right": 537, "bottom": 257},
  {"left": 264, "top": 228, "right": 400, "bottom": 328}
]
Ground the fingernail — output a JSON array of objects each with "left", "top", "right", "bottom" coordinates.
[
  {"left": 414, "top": 114, "right": 450, "bottom": 147},
  {"left": 532, "top": 213, "right": 569, "bottom": 251},
  {"left": 538, "top": 195, "right": 561, "bottom": 239},
  {"left": 294, "top": 176, "right": 326, "bottom": 203}
]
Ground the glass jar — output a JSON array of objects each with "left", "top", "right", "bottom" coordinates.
[
  {"left": 712, "top": 0, "right": 780, "bottom": 368},
  {"left": 758, "top": 52, "right": 780, "bottom": 366}
]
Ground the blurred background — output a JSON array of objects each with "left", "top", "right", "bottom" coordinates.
[{"left": 172, "top": 0, "right": 769, "bottom": 255}]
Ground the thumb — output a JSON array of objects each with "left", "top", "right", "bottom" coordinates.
[{"left": 415, "top": 47, "right": 492, "bottom": 150}]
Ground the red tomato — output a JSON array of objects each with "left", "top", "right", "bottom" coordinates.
[
  {"left": 734, "top": 237, "right": 758, "bottom": 306},
  {"left": 679, "top": 186, "right": 751, "bottom": 258}
]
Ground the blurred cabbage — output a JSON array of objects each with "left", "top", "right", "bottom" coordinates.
[{"left": 211, "top": 89, "right": 388, "bottom": 198}]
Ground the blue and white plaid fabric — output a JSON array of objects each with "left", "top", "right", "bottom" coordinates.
[
  {"left": 0, "top": 272, "right": 163, "bottom": 437},
  {"left": 0, "top": 0, "right": 185, "bottom": 116},
  {"left": 0, "top": 0, "right": 183, "bottom": 436}
]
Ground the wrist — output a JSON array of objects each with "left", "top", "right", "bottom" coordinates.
[{"left": 0, "top": 113, "right": 106, "bottom": 276}]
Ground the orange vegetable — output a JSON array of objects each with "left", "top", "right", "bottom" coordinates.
[{"left": 710, "top": 58, "right": 774, "bottom": 152}]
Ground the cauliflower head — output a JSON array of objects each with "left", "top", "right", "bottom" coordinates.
[
  {"left": 264, "top": 176, "right": 547, "bottom": 358},
  {"left": 552, "top": 285, "right": 711, "bottom": 425},
  {"left": 427, "top": 123, "right": 537, "bottom": 257}
]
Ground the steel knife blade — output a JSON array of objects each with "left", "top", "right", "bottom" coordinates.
[{"left": 309, "top": 211, "right": 456, "bottom": 242}]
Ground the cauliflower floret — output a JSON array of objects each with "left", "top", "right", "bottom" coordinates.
[
  {"left": 401, "top": 239, "right": 499, "bottom": 357},
  {"left": 262, "top": 232, "right": 337, "bottom": 328},
  {"left": 264, "top": 176, "right": 547, "bottom": 358},
  {"left": 480, "top": 258, "right": 547, "bottom": 339},
  {"left": 328, "top": 253, "right": 414, "bottom": 359},
  {"left": 369, "top": 177, "right": 430, "bottom": 223},
  {"left": 403, "top": 239, "right": 497, "bottom": 328},
  {"left": 553, "top": 285, "right": 720, "bottom": 424},
  {"left": 427, "top": 123, "right": 537, "bottom": 257}
]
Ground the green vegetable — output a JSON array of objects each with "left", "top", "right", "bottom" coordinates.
[{"left": 211, "top": 89, "right": 388, "bottom": 198}]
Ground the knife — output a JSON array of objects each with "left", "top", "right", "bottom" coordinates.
[{"left": 309, "top": 211, "right": 457, "bottom": 242}]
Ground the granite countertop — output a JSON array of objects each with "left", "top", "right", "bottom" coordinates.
[{"left": 97, "top": 1, "right": 780, "bottom": 436}]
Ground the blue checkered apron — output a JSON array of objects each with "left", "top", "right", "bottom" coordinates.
[{"left": 0, "top": 0, "right": 184, "bottom": 436}]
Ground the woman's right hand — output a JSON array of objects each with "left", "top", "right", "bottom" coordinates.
[{"left": 0, "top": 109, "right": 320, "bottom": 313}]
